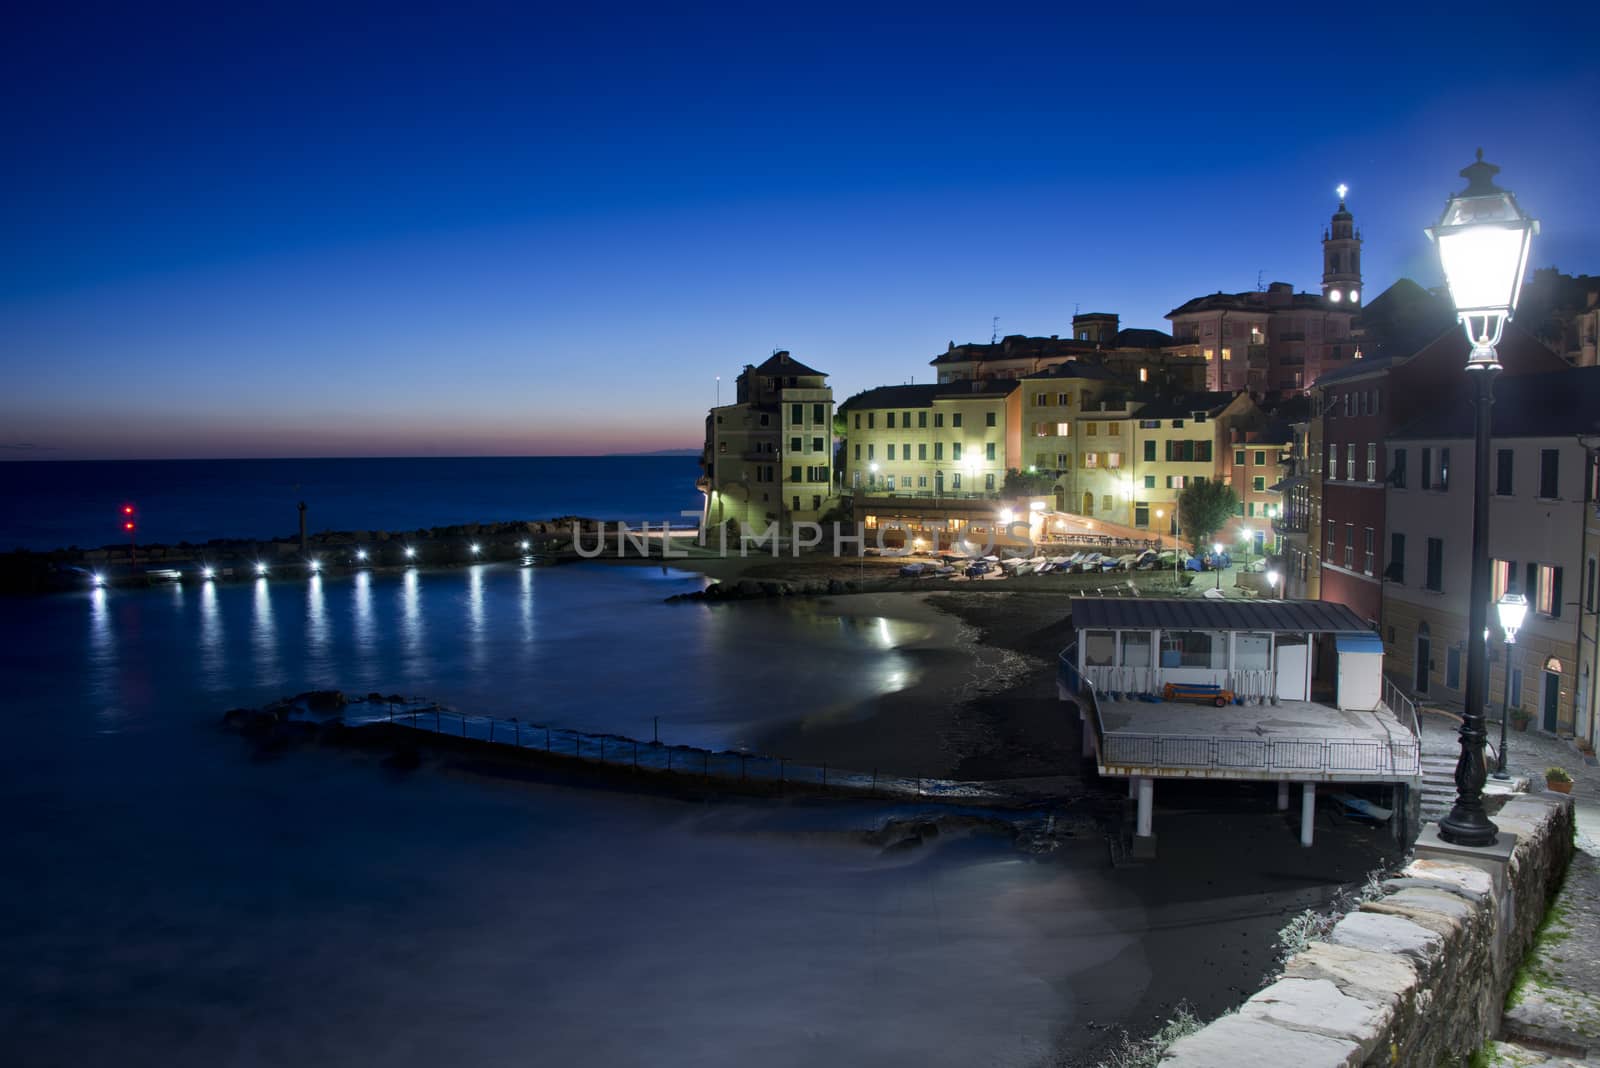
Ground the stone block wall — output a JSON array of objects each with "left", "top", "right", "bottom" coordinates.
[{"left": 1161, "top": 795, "right": 1575, "bottom": 1067}]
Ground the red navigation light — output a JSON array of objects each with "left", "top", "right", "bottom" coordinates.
[
  {"left": 123, "top": 521, "right": 135, "bottom": 532},
  {"left": 122, "top": 505, "right": 135, "bottom": 516}
]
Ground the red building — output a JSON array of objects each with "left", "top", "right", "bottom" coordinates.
[{"left": 1314, "top": 322, "right": 1568, "bottom": 626}]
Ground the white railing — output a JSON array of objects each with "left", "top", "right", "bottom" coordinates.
[
  {"left": 1096, "top": 731, "right": 1420, "bottom": 778},
  {"left": 1076, "top": 664, "right": 1279, "bottom": 704},
  {"left": 1383, "top": 674, "right": 1421, "bottom": 742}
]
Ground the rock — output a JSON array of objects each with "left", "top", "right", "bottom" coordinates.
[
  {"left": 1238, "top": 977, "right": 1390, "bottom": 1060},
  {"left": 1326, "top": 911, "right": 1442, "bottom": 962},
  {"left": 297, "top": 690, "right": 346, "bottom": 714},
  {"left": 1161, "top": 1012, "right": 1362, "bottom": 1067},
  {"left": 1284, "top": 942, "right": 1418, "bottom": 1010}
]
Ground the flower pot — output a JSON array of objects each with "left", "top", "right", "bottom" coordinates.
[
  {"left": 1514, "top": 719, "right": 1530, "bottom": 732},
  {"left": 1547, "top": 779, "right": 1573, "bottom": 794}
]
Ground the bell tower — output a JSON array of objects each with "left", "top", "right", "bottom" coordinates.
[{"left": 1322, "top": 184, "right": 1363, "bottom": 306}]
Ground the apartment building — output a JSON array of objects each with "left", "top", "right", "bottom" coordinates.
[
  {"left": 1382, "top": 368, "right": 1600, "bottom": 737},
  {"left": 699, "top": 352, "right": 835, "bottom": 533},
  {"left": 1127, "top": 392, "right": 1261, "bottom": 538}
]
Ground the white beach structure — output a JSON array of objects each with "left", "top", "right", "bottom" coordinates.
[{"left": 1059, "top": 598, "right": 1421, "bottom": 851}]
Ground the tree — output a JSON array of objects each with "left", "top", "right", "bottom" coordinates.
[
  {"left": 1002, "top": 467, "right": 1057, "bottom": 497},
  {"left": 1177, "top": 480, "right": 1239, "bottom": 551}
]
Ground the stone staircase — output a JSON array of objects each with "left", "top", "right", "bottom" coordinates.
[{"left": 1419, "top": 753, "right": 1459, "bottom": 822}]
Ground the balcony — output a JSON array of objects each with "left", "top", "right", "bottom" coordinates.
[{"left": 1272, "top": 514, "right": 1308, "bottom": 535}]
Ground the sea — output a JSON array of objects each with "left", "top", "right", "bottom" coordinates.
[
  {"left": 0, "top": 455, "right": 707, "bottom": 552},
  {"left": 0, "top": 457, "right": 1151, "bottom": 1067}
]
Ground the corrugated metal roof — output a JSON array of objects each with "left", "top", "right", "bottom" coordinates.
[{"left": 1070, "top": 597, "right": 1373, "bottom": 634}]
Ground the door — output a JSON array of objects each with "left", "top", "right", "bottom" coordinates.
[
  {"left": 1415, "top": 625, "right": 1430, "bottom": 695},
  {"left": 1082, "top": 492, "right": 1094, "bottom": 516},
  {"left": 1543, "top": 668, "right": 1561, "bottom": 732},
  {"left": 935, "top": 470, "right": 944, "bottom": 497}
]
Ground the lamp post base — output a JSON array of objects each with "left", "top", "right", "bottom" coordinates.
[{"left": 1438, "top": 806, "right": 1499, "bottom": 846}]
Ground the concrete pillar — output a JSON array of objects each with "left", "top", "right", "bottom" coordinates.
[
  {"left": 1301, "top": 782, "right": 1316, "bottom": 847},
  {"left": 1136, "top": 778, "right": 1154, "bottom": 838},
  {"left": 1277, "top": 780, "right": 1290, "bottom": 811}
]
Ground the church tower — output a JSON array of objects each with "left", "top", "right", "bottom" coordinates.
[{"left": 1322, "top": 184, "right": 1362, "bottom": 306}]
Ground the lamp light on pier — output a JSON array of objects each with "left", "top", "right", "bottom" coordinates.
[
  {"left": 309, "top": 559, "right": 321, "bottom": 574},
  {"left": 470, "top": 543, "right": 482, "bottom": 556},
  {"left": 255, "top": 562, "right": 268, "bottom": 576},
  {"left": 404, "top": 546, "right": 418, "bottom": 562},
  {"left": 519, "top": 540, "right": 530, "bottom": 551},
  {"left": 202, "top": 566, "right": 215, "bottom": 581},
  {"left": 1428, "top": 151, "right": 1537, "bottom": 846},
  {"left": 355, "top": 548, "right": 368, "bottom": 562},
  {"left": 92, "top": 572, "right": 106, "bottom": 588}
]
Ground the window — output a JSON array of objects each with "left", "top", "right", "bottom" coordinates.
[
  {"left": 887, "top": 445, "right": 896, "bottom": 461},
  {"left": 793, "top": 495, "right": 801, "bottom": 511},
  {"left": 812, "top": 437, "right": 824, "bottom": 453},
  {"left": 791, "top": 403, "right": 803, "bottom": 424},
  {"left": 917, "top": 411, "right": 927, "bottom": 428},
  {"left": 1391, "top": 448, "right": 1407, "bottom": 488},
  {"left": 1161, "top": 630, "right": 1223, "bottom": 669},
  {"left": 1540, "top": 449, "right": 1560, "bottom": 498},
  {"left": 886, "top": 412, "right": 896, "bottom": 429},
  {"left": 867, "top": 444, "right": 875, "bottom": 461},
  {"left": 813, "top": 404, "right": 824, "bottom": 424},
  {"left": 1446, "top": 646, "right": 1462, "bottom": 690},
  {"left": 1252, "top": 476, "right": 1265, "bottom": 492},
  {"left": 1438, "top": 448, "right": 1450, "bottom": 491},
  {"left": 867, "top": 413, "right": 874, "bottom": 429},
  {"left": 1366, "top": 443, "right": 1377, "bottom": 482},
  {"left": 1346, "top": 443, "right": 1355, "bottom": 481},
  {"left": 952, "top": 413, "right": 963, "bottom": 428},
  {"left": 902, "top": 412, "right": 910, "bottom": 427},
  {"left": 790, "top": 465, "right": 803, "bottom": 482},
  {"left": 1085, "top": 452, "right": 1099, "bottom": 469},
  {"left": 1057, "top": 392, "right": 1070, "bottom": 407},
  {"left": 1056, "top": 422, "right": 1071, "bottom": 436},
  {"left": 903, "top": 442, "right": 910, "bottom": 460},
  {"left": 1172, "top": 419, "right": 1184, "bottom": 428},
  {"left": 1344, "top": 523, "right": 1354, "bottom": 567},
  {"left": 985, "top": 411, "right": 996, "bottom": 428},
  {"left": 1235, "top": 449, "right": 1246, "bottom": 466},
  {"left": 790, "top": 436, "right": 802, "bottom": 452},
  {"left": 1221, "top": 347, "right": 1232, "bottom": 361},
  {"left": 1363, "top": 527, "right": 1374, "bottom": 576},
  {"left": 1083, "top": 631, "right": 1115, "bottom": 667},
  {"left": 1496, "top": 449, "right": 1514, "bottom": 495},
  {"left": 985, "top": 442, "right": 996, "bottom": 461},
  {"left": 1107, "top": 423, "right": 1121, "bottom": 436},
  {"left": 1328, "top": 444, "right": 1338, "bottom": 477},
  {"left": 1537, "top": 564, "right": 1563, "bottom": 618},
  {"left": 1492, "top": 559, "right": 1516, "bottom": 601},
  {"left": 1327, "top": 519, "right": 1336, "bottom": 555},
  {"left": 1426, "top": 538, "right": 1444, "bottom": 592},
  {"left": 1144, "top": 440, "right": 1157, "bottom": 462},
  {"left": 917, "top": 444, "right": 927, "bottom": 461},
  {"left": 934, "top": 413, "right": 944, "bottom": 428},
  {"left": 1102, "top": 494, "right": 1112, "bottom": 512},
  {"left": 952, "top": 443, "right": 962, "bottom": 461},
  {"left": 1107, "top": 451, "right": 1122, "bottom": 468},
  {"left": 985, "top": 473, "right": 996, "bottom": 491},
  {"left": 1033, "top": 392, "right": 1048, "bottom": 406},
  {"left": 952, "top": 473, "right": 961, "bottom": 489},
  {"left": 1389, "top": 532, "right": 1405, "bottom": 584},
  {"left": 1144, "top": 475, "right": 1156, "bottom": 488},
  {"left": 1135, "top": 503, "right": 1150, "bottom": 527},
  {"left": 1086, "top": 423, "right": 1098, "bottom": 436},
  {"left": 853, "top": 444, "right": 861, "bottom": 460},
  {"left": 934, "top": 443, "right": 943, "bottom": 460},
  {"left": 1421, "top": 447, "right": 1433, "bottom": 490},
  {"left": 854, "top": 414, "right": 861, "bottom": 430}
]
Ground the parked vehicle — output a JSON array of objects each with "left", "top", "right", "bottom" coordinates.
[
  {"left": 964, "top": 560, "right": 992, "bottom": 578},
  {"left": 899, "top": 562, "right": 931, "bottom": 577}
]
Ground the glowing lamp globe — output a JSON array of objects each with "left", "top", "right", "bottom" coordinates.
[
  {"left": 1496, "top": 590, "right": 1528, "bottom": 643},
  {"left": 1424, "top": 151, "right": 1537, "bottom": 368}
]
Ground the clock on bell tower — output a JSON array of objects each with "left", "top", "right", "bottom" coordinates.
[{"left": 1322, "top": 184, "right": 1363, "bottom": 306}]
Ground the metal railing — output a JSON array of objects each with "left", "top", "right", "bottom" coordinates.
[
  {"left": 354, "top": 702, "right": 1035, "bottom": 801},
  {"left": 1383, "top": 674, "right": 1422, "bottom": 742}
]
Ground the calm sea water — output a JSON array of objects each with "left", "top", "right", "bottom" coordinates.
[
  {"left": 0, "top": 455, "right": 704, "bottom": 552},
  {"left": 0, "top": 564, "right": 1143, "bottom": 1067}
]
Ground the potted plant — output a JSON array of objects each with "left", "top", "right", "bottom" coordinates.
[
  {"left": 1546, "top": 767, "right": 1574, "bottom": 794},
  {"left": 1511, "top": 706, "right": 1532, "bottom": 732}
]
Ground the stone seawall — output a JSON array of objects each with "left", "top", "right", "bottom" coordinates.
[{"left": 1161, "top": 794, "right": 1575, "bottom": 1067}]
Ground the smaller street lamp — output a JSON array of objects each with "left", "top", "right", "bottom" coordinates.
[
  {"left": 1493, "top": 590, "right": 1529, "bottom": 778},
  {"left": 1266, "top": 568, "right": 1281, "bottom": 597},
  {"left": 1213, "top": 542, "right": 1224, "bottom": 590}
]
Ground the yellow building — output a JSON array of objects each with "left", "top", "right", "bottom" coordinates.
[
  {"left": 699, "top": 352, "right": 835, "bottom": 534},
  {"left": 837, "top": 379, "right": 1022, "bottom": 537},
  {"left": 1126, "top": 392, "right": 1261, "bottom": 539},
  {"left": 1017, "top": 362, "right": 1137, "bottom": 521}
]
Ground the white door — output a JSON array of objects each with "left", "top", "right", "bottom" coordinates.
[{"left": 1276, "top": 643, "right": 1309, "bottom": 701}]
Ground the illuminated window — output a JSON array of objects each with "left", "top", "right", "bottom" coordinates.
[
  {"left": 1203, "top": 349, "right": 1214, "bottom": 361},
  {"left": 1055, "top": 422, "right": 1070, "bottom": 436},
  {"left": 1107, "top": 452, "right": 1122, "bottom": 469},
  {"left": 1492, "top": 558, "right": 1515, "bottom": 601},
  {"left": 1537, "top": 564, "right": 1563, "bottom": 617},
  {"left": 1221, "top": 347, "right": 1232, "bottom": 361},
  {"left": 1139, "top": 368, "right": 1148, "bottom": 382},
  {"left": 1086, "top": 422, "right": 1098, "bottom": 436}
]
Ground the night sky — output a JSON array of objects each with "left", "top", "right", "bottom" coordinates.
[{"left": 5, "top": 6, "right": 1598, "bottom": 460}]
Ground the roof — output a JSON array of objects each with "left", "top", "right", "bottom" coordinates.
[
  {"left": 1132, "top": 390, "right": 1240, "bottom": 420},
  {"left": 1115, "top": 327, "right": 1177, "bottom": 348},
  {"left": 1166, "top": 289, "right": 1343, "bottom": 319},
  {"left": 1335, "top": 634, "right": 1384, "bottom": 654},
  {"left": 1070, "top": 597, "right": 1373, "bottom": 635},
  {"left": 1312, "top": 354, "right": 1397, "bottom": 388},
  {"left": 1025, "top": 360, "right": 1122, "bottom": 381},
  {"left": 1388, "top": 366, "right": 1600, "bottom": 441},
  {"left": 838, "top": 378, "right": 1020, "bottom": 412},
  {"left": 752, "top": 351, "right": 827, "bottom": 378}
]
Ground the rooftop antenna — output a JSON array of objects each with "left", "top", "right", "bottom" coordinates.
[
  {"left": 1257, "top": 270, "right": 1265, "bottom": 292},
  {"left": 991, "top": 316, "right": 1000, "bottom": 344},
  {"left": 715, "top": 375, "right": 720, "bottom": 406}
]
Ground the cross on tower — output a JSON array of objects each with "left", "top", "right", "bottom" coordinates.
[{"left": 1336, "top": 183, "right": 1348, "bottom": 203}]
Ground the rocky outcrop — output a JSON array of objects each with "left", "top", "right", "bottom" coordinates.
[{"left": 1162, "top": 795, "right": 1575, "bottom": 1067}]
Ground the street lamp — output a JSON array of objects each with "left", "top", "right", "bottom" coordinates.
[
  {"left": 1493, "top": 590, "right": 1529, "bottom": 779},
  {"left": 1427, "top": 151, "right": 1537, "bottom": 847},
  {"left": 869, "top": 461, "right": 879, "bottom": 491},
  {"left": 1266, "top": 568, "right": 1281, "bottom": 597},
  {"left": 1213, "top": 542, "right": 1224, "bottom": 590}
]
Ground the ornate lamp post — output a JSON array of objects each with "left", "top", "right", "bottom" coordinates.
[
  {"left": 1426, "top": 151, "right": 1538, "bottom": 846},
  {"left": 1493, "top": 590, "right": 1529, "bottom": 778}
]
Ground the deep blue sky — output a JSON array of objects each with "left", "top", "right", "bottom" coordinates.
[{"left": 4, "top": 5, "right": 1597, "bottom": 459}]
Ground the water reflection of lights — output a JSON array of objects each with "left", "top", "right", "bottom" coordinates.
[
  {"left": 198, "top": 579, "right": 224, "bottom": 688},
  {"left": 399, "top": 569, "right": 425, "bottom": 678},
  {"left": 251, "top": 577, "right": 282, "bottom": 689},
  {"left": 519, "top": 565, "right": 535, "bottom": 645},
  {"left": 86, "top": 587, "right": 120, "bottom": 715},
  {"left": 306, "top": 574, "right": 329, "bottom": 677},
  {"left": 466, "top": 565, "right": 486, "bottom": 670},
  {"left": 876, "top": 617, "right": 893, "bottom": 649}
]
